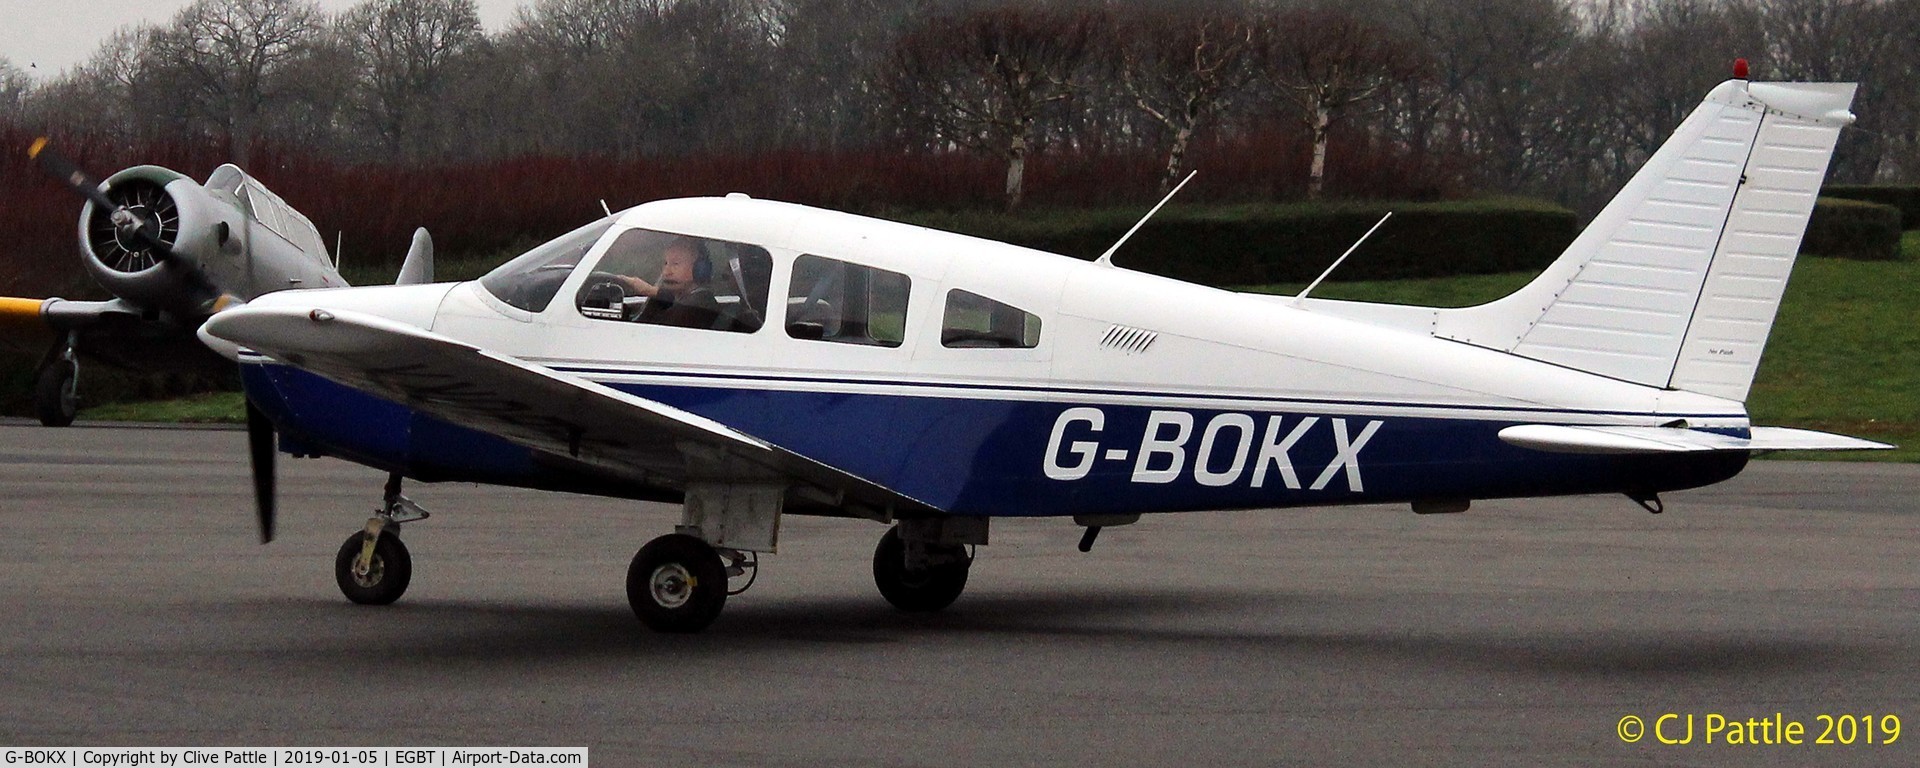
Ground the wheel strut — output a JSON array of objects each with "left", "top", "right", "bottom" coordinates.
[{"left": 355, "top": 473, "right": 430, "bottom": 580}]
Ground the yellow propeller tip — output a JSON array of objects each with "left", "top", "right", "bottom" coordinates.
[{"left": 27, "top": 137, "right": 48, "bottom": 159}]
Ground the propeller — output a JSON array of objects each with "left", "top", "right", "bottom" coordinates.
[
  {"left": 28, "top": 137, "right": 178, "bottom": 262},
  {"left": 28, "top": 137, "right": 230, "bottom": 316},
  {"left": 246, "top": 402, "right": 277, "bottom": 543}
]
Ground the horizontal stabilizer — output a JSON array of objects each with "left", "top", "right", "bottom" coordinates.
[{"left": 1499, "top": 424, "right": 1892, "bottom": 454}]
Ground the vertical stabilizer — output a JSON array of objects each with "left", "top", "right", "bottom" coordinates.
[
  {"left": 1413, "top": 80, "right": 1856, "bottom": 401},
  {"left": 396, "top": 228, "right": 434, "bottom": 286}
]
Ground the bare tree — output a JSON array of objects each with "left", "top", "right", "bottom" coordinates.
[
  {"left": 143, "top": 0, "right": 333, "bottom": 162},
  {"left": 775, "top": 0, "right": 927, "bottom": 150},
  {"left": 1258, "top": 6, "right": 1422, "bottom": 199},
  {"left": 0, "top": 58, "right": 30, "bottom": 123},
  {"left": 1110, "top": 2, "right": 1259, "bottom": 192},
  {"left": 887, "top": 5, "right": 1099, "bottom": 209},
  {"left": 337, "top": 0, "right": 485, "bottom": 160}
]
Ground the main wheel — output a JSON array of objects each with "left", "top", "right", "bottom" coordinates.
[
  {"left": 627, "top": 533, "right": 727, "bottom": 633},
  {"left": 34, "top": 361, "right": 77, "bottom": 427},
  {"left": 872, "top": 526, "right": 970, "bottom": 613},
  {"left": 334, "top": 531, "right": 412, "bottom": 605}
]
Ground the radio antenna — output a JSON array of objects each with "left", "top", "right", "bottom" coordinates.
[
  {"left": 1095, "top": 170, "right": 1197, "bottom": 267},
  {"left": 1294, "top": 212, "right": 1392, "bottom": 306}
]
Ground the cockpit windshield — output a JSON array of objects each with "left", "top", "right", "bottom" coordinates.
[{"left": 478, "top": 218, "right": 617, "bottom": 312}]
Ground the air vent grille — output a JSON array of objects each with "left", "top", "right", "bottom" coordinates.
[{"left": 1099, "top": 325, "right": 1158, "bottom": 354}]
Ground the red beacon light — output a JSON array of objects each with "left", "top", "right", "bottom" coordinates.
[{"left": 1733, "top": 58, "right": 1750, "bottom": 80}]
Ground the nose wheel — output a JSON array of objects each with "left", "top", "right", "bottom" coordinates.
[
  {"left": 334, "top": 529, "right": 412, "bottom": 605},
  {"left": 333, "top": 474, "right": 427, "bottom": 606},
  {"left": 627, "top": 533, "right": 728, "bottom": 633}
]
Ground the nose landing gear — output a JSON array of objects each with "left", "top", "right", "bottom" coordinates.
[{"left": 333, "top": 473, "right": 430, "bottom": 606}]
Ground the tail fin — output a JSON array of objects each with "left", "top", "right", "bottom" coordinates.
[
  {"left": 396, "top": 227, "right": 434, "bottom": 285},
  {"left": 1429, "top": 80, "right": 1856, "bottom": 401}
]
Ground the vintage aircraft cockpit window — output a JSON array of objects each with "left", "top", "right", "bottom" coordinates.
[
  {"left": 479, "top": 218, "right": 618, "bottom": 312},
  {"left": 941, "top": 289, "right": 1042, "bottom": 349},
  {"left": 786, "top": 255, "right": 910, "bottom": 347},
  {"left": 574, "top": 228, "right": 772, "bottom": 333}
]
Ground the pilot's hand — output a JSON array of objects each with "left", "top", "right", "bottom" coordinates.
[{"left": 593, "top": 273, "right": 656, "bottom": 297}]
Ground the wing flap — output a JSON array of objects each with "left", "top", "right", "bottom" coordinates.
[
  {"left": 205, "top": 305, "right": 938, "bottom": 515},
  {"left": 1499, "top": 424, "right": 1893, "bottom": 454}
]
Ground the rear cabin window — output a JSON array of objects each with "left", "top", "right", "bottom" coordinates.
[
  {"left": 785, "top": 254, "right": 910, "bottom": 347},
  {"left": 574, "top": 228, "right": 772, "bottom": 333},
  {"left": 941, "top": 289, "right": 1042, "bottom": 348}
]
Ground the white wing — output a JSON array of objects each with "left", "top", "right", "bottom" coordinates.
[{"left": 206, "top": 305, "right": 940, "bottom": 517}]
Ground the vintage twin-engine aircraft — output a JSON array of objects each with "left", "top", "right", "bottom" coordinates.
[
  {"left": 203, "top": 79, "right": 1886, "bottom": 633},
  {"left": 0, "top": 142, "right": 429, "bottom": 425}
]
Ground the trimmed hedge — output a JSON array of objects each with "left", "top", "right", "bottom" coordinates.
[
  {"left": 1802, "top": 197, "right": 1903, "bottom": 260},
  {"left": 902, "top": 198, "right": 1578, "bottom": 286},
  {"left": 1821, "top": 185, "right": 1920, "bottom": 230}
]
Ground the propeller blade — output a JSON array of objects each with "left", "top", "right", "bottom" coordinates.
[
  {"left": 28, "top": 137, "right": 119, "bottom": 212},
  {"left": 28, "top": 137, "right": 176, "bottom": 261},
  {"left": 246, "top": 402, "right": 277, "bottom": 543}
]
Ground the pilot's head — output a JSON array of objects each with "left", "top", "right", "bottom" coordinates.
[{"left": 657, "top": 239, "right": 704, "bottom": 293}]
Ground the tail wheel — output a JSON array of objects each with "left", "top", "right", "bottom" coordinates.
[
  {"left": 34, "top": 361, "right": 77, "bottom": 427},
  {"left": 872, "top": 526, "right": 970, "bottom": 613},
  {"left": 334, "top": 532, "right": 412, "bottom": 605},
  {"left": 627, "top": 534, "right": 727, "bottom": 633}
]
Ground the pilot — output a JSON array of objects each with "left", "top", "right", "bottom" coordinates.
[{"left": 614, "top": 238, "right": 722, "bottom": 328}]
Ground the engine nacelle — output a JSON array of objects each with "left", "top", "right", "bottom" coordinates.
[{"left": 75, "top": 164, "right": 342, "bottom": 320}]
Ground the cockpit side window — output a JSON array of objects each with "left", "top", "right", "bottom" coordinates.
[
  {"left": 941, "top": 289, "right": 1042, "bottom": 348},
  {"left": 574, "top": 228, "right": 772, "bottom": 333},
  {"left": 479, "top": 218, "right": 617, "bottom": 312},
  {"left": 786, "top": 254, "right": 910, "bottom": 347}
]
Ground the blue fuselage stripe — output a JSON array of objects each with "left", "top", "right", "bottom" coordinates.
[{"left": 241, "top": 364, "right": 1749, "bottom": 517}]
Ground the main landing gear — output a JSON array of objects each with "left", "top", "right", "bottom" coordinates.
[
  {"left": 626, "top": 533, "right": 742, "bottom": 633},
  {"left": 871, "top": 526, "right": 972, "bottom": 612},
  {"left": 622, "top": 506, "right": 987, "bottom": 632},
  {"left": 34, "top": 339, "right": 79, "bottom": 427},
  {"left": 334, "top": 473, "right": 430, "bottom": 606}
]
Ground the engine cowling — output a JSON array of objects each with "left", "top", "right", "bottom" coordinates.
[{"left": 75, "top": 165, "right": 247, "bottom": 318}]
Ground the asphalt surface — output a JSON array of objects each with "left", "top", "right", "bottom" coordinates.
[{"left": 0, "top": 422, "right": 1915, "bottom": 766}]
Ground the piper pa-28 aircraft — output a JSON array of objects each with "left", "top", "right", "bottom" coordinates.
[
  {"left": 200, "top": 78, "right": 1887, "bottom": 633},
  {"left": 0, "top": 142, "right": 432, "bottom": 425}
]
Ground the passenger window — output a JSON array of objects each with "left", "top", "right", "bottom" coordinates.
[
  {"left": 786, "top": 254, "right": 910, "bottom": 347},
  {"left": 575, "top": 228, "right": 772, "bottom": 333},
  {"left": 941, "top": 290, "right": 1042, "bottom": 348}
]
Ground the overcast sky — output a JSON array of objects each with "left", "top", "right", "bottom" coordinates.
[{"left": 0, "top": 0, "right": 528, "bottom": 81}]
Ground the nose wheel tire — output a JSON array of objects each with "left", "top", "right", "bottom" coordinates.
[
  {"left": 334, "top": 531, "right": 412, "bottom": 605},
  {"left": 34, "top": 361, "right": 77, "bottom": 427},
  {"left": 627, "top": 533, "right": 727, "bottom": 633},
  {"left": 872, "top": 526, "right": 970, "bottom": 613}
]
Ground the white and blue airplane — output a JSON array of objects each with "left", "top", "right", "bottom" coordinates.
[{"left": 200, "top": 78, "right": 1886, "bottom": 633}]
